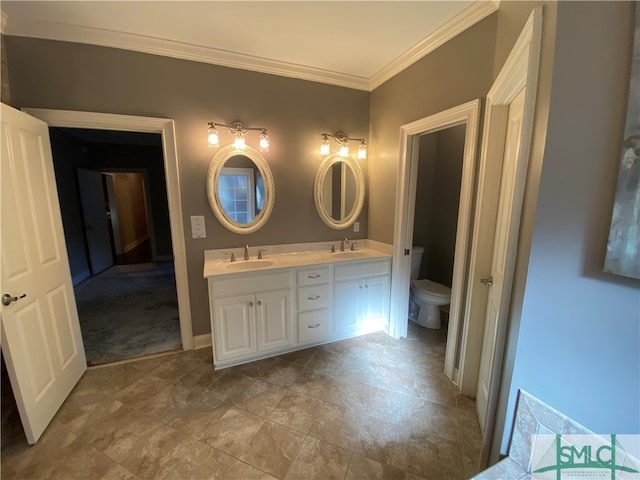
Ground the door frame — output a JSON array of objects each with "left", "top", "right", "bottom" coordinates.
[
  {"left": 388, "top": 99, "right": 481, "bottom": 386},
  {"left": 24, "top": 108, "right": 194, "bottom": 350},
  {"left": 459, "top": 7, "right": 542, "bottom": 464}
]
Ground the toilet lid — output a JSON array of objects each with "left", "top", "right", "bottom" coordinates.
[{"left": 411, "top": 279, "right": 451, "bottom": 298}]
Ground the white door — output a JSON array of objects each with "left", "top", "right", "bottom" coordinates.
[
  {"left": 475, "top": 88, "right": 526, "bottom": 429},
  {"left": 77, "top": 168, "right": 113, "bottom": 274},
  {"left": 0, "top": 103, "right": 87, "bottom": 444}
]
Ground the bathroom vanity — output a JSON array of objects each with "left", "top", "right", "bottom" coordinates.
[{"left": 204, "top": 242, "right": 391, "bottom": 369}]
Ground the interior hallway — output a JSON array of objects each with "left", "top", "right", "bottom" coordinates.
[
  {"left": 74, "top": 262, "right": 181, "bottom": 365},
  {"left": 1, "top": 323, "right": 482, "bottom": 480}
]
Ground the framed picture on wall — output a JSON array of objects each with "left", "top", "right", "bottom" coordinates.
[{"left": 604, "top": 3, "right": 640, "bottom": 280}]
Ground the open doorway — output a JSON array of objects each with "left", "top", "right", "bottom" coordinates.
[
  {"left": 389, "top": 99, "right": 481, "bottom": 386},
  {"left": 50, "top": 127, "right": 181, "bottom": 365},
  {"left": 408, "top": 124, "right": 468, "bottom": 364}
]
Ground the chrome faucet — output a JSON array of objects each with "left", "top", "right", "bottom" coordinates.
[
  {"left": 244, "top": 245, "right": 250, "bottom": 260},
  {"left": 340, "top": 237, "right": 350, "bottom": 252}
]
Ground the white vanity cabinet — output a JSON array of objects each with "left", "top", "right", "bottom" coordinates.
[
  {"left": 334, "top": 259, "right": 391, "bottom": 338},
  {"left": 205, "top": 247, "right": 392, "bottom": 369},
  {"left": 296, "top": 267, "right": 333, "bottom": 344},
  {"left": 208, "top": 271, "right": 292, "bottom": 366}
]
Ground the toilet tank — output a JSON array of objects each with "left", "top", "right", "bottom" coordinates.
[{"left": 410, "top": 246, "right": 424, "bottom": 280}]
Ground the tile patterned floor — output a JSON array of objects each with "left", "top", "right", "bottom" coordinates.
[{"left": 1, "top": 323, "right": 482, "bottom": 480}]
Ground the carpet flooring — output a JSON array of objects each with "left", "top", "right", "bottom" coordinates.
[{"left": 74, "top": 262, "right": 181, "bottom": 366}]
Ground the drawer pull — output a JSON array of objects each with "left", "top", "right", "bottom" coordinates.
[
  {"left": 308, "top": 323, "right": 321, "bottom": 329},
  {"left": 307, "top": 295, "right": 320, "bottom": 301},
  {"left": 307, "top": 274, "right": 321, "bottom": 279}
]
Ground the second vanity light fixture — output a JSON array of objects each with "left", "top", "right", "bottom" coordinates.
[
  {"left": 208, "top": 121, "right": 270, "bottom": 152},
  {"left": 320, "top": 130, "right": 367, "bottom": 159}
]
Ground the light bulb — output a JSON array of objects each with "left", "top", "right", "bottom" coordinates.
[
  {"left": 259, "top": 130, "right": 270, "bottom": 152},
  {"left": 339, "top": 143, "right": 349, "bottom": 158},
  {"left": 234, "top": 131, "right": 246, "bottom": 150},
  {"left": 208, "top": 125, "right": 219, "bottom": 148},
  {"left": 320, "top": 134, "right": 330, "bottom": 155},
  {"left": 358, "top": 141, "right": 367, "bottom": 160}
]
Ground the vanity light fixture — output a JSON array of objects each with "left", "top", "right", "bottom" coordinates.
[
  {"left": 208, "top": 121, "right": 270, "bottom": 152},
  {"left": 320, "top": 131, "right": 367, "bottom": 159}
]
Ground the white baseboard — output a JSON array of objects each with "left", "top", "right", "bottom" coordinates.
[
  {"left": 193, "top": 333, "right": 212, "bottom": 349},
  {"left": 72, "top": 270, "right": 91, "bottom": 286}
]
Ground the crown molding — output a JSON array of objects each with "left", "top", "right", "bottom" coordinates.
[
  {"left": 4, "top": 1, "right": 497, "bottom": 92},
  {"left": 1, "top": 11, "right": 8, "bottom": 35},
  {"left": 4, "top": 17, "right": 370, "bottom": 91},
  {"left": 368, "top": 0, "right": 499, "bottom": 90}
]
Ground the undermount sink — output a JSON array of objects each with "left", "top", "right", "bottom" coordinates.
[
  {"left": 333, "top": 251, "right": 369, "bottom": 259},
  {"left": 224, "top": 259, "right": 276, "bottom": 271}
]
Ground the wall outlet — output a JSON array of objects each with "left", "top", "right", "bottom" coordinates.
[
  {"left": 354, "top": 222, "right": 360, "bottom": 232},
  {"left": 190, "top": 215, "right": 206, "bottom": 238}
]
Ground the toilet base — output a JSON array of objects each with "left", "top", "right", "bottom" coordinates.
[{"left": 415, "top": 302, "right": 441, "bottom": 329}]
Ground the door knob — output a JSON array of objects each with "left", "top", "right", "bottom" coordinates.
[
  {"left": 2, "top": 293, "right": 26, "bottom": 306},
  {"left": 480, "top": 277, "right": 494, "bottom": 287}
]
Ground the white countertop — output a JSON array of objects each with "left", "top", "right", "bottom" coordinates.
[{"left": 203, "top": 243, "right": 391, "bottom": 278}]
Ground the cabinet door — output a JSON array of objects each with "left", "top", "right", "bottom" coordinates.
[
  {"left": 256, "top": 289, "right": 291, "bottom": 353},
  {"left": 333, "top": 279, "right": 361, "bottom": 337},
  {"left": 213, "top": 294, "right": 257, "bottom": 362},
  {"left": 361, "top": 275, "right": 390, "bottom": 333}
]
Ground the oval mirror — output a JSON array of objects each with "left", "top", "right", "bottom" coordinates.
[
  {"left": 207, "top": 145, "right": 275, "bottom": 234},
  {"left": 314, "top": 153, "right": 365, "bottom": 229}
]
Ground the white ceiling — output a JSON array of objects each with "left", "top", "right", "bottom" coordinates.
[{"left": 0, "top": 1, "right": 498, "bottom": 91}]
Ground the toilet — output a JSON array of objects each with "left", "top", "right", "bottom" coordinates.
[{"left": 409, "top": 246, "right": 452, "bottom": 329}]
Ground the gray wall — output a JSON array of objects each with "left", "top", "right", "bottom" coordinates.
[
  {"left": 414, "top": 125, "right": 466, "bottom": 287},
  {"left": 5, "top": 38, "right": 369, "bottom": 336},
  {"left": 368, "top": 14, "right": 497, "bottom": 245},
  {"left": 49, "top": 130, "right": 91, "bottom": 279},
  {"left": 413, "top": 125, "right": 466, "bottom": 287},
  {"left": 501, "top": 0, "right": 640, "bottom": 451}
]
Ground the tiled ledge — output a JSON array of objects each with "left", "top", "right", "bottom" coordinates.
[{"left": 472, "top": 390, "right": 596, "bottom": 479}]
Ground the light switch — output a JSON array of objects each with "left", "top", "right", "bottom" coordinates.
[
  {"left": 191, "top": 215, "right": 206, "bottom": 238},
  {"left": 354, "top": 222, "right": 360, "bottom": 233}
]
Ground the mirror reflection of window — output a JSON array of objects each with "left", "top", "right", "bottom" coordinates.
[{"left": 218, "top": 168, "right": 255, "bottom": 224}]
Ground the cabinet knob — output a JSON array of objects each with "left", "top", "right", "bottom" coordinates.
[
  {"left": 365, "top": 284, "right": 369, "bottom": 289},
  {"left": 257, "top": 300, "right": 262, "bottom": 306},
  {"left": 359, "top": 285, "right": 364, "bottom": 289},
  {"left": 248, "top": 301, "right": 254, "bottom": 307}
]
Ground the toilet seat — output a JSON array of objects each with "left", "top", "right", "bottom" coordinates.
[{"left": 411, "top": 279, "right": 451, "bottom": 301}]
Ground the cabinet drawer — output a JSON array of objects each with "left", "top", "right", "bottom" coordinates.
[
  {"left": 297, "top": 267, "right": 331, "bottom": 286},
  {"left": 334, "top": 259, "right": 390, "bottom": 281},
  {"left": 297, "top": 284, "right": 330, "bottom": 311},
  {"left": 298, "top": 309, "right": 332, "bottom": 343}
]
